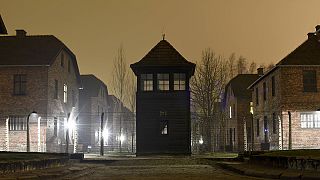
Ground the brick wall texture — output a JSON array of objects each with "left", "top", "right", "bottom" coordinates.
[
  {"left": 252, "top": 66, "right": 320, "bottom": 150},
  {"left": 0, "top": 50, "right": 79, "bottom": 153}
]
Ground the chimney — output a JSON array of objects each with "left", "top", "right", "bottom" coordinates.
[
  {"left": 16, "top": 29, "right": 27, "bottom": 37},
  {"left": 257, "top": 68, "right": 264, "bottom": 76},
  {"left": 308, "top": 32, "right": 316, "bottom": 40}
]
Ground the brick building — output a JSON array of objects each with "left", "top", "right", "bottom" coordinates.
[
  {"left": 78, "top": 75, "right": 108, "bottom": 153},
  {"left": 131, "top": 39, "right": 195, "bottom": 155},
  {"left": 249, "top": 26, "right": 320, "bottom": 151},
  {"left": 0, "top": 30, "right": 81, "bottom": 153},
  {"left": 223, "top": 74, "right": 259, "bottom": 152}
]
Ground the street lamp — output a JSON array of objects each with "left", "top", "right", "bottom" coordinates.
[
  {"left": 100, "top": 112, "right": 104, "bottom": 156},
  {"left": 27, "top": 111, "right": 37, "bottom": 152}
]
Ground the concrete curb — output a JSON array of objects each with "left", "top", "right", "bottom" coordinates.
[{"left": 0, "top": 157, "right": 69, "bottom": 174}]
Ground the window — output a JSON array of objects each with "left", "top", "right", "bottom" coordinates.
[
  {"left": 13, "top": 74, "right": 27, "bottom": 95},
  {"left": 54, "top": 117, "right": 58, "bottom": 136},
  {"left": 256, "top": 119, "right": 260, "bottom": 136},
  {"left": 272, "top": 113, "right": 277, "bottom": 134},
  {"left": 63, "top": 84, "right": 68, "bottom": 103},
  {"left": 54, "top": 80, "right": 58, "bottom": 99},
  {"left": 263, "top": 82, "right": 267, "bottom": 101},
  {"left": 68, "top": 60, "right": 71, "bottom": 73},
  {"left": 229, "top": 106, "right": 232, "bottom": 118},
  {"left": 301, "top": 113, "right": 320, "bottom": 128},
  {"left": 61, "top": 53, "right": 64, "bottom": 67},
  {"left": 157, "top": 74, "right": 169, "bottom": 91},
  {"left": 141, "top": 74, "right": 153, "bottom": 91},
  {"left": 9, "top": 116, "right": 27, "bottom": 131},
  {"left": 255, "top": 87, "right": 259, "bottom": 105},
  {"left": 271, "top": 76, "right": 275, "bottom": 96},
  {"left": 160, "top": 111, "right": 168, "bottom": 135},
  {"left": 303, "top": 70, "right": 317, "bottom": 92},
  {"left": 174, "top": 73, "right": 186, "bottom": 90}
]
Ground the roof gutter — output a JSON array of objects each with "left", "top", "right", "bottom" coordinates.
[{"left": 0, "top": 65, "right": 50, "bottom": 67}]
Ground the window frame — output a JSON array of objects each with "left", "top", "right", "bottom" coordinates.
[
  {"left": 9, "top": 116, "right": 27, "bottom": 131},
  {"left": 141, "top": 74, "right": 153, "bottom": 91},
  {"left": 63, "top": 84, "right": 68, "bottom": 103},
  {"left": 303, "top": 70, "right": 317, "bottom": 92},
  {"left": 13, "top": 74, "right": 27, "bottom": 95},
  {"left": 173, "top": 73, "right": 186, "bottom": 91},
  {"left": 157, "top": 73, "right": 170, "bottom": 91}
]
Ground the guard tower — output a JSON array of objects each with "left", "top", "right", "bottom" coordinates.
[{"left": 131, "top": 38, "right": 195, "bottom": 155}]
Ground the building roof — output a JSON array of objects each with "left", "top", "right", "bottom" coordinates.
[
  {"left": 224, "top": 74, "right": 259, "bottom": 104},
  {"left": 80, "top": 75, "right": 108, "bottom": 97},
  {"left": 277, "top": 33, "right": 320, "bottom": 65},
  {"left": 130, "top": 39, "right": 195, "bottom": 75},
  {"left": 249, "top": 30, "right": 320, "bottom": 89},
  {"left": 0, "top": 15, "right": 7, "bottom": 34},
  {"left": 0, "top": 33, "right": 81, "bottom": 84}
]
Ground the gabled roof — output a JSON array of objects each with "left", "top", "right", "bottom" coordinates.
[
  {"left": 131, "top": 39, "right": 195, "bottom": 75},
  {"left": 80, "top": 75, "right": 108, "bottom": 97},
  {"left": 0, "top": 34, "right": 81, "bottom": 84},
  {"left": 0, "top": 15, "right": 7, "bottom": 34},
  {"left": 277, "top": 33, "right": 320, "bottom": 65},
  {"left": 249, "top": 31, "right": 320, "bottom": 89},
  {"left": 224, "top": 74, "right": 259, "bottom": 104}
]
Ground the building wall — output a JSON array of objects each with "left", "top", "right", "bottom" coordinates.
[
  {"left": 0, "top": 66, "right": 48, "bottom": 152},
  {"left": 252, "top": 66, "right": 320, "bottom": 150},
  {"left": 0, "top": 49, "right": 79, "bottom": 153},
  {"left": 224, "top": 86, "right": 253, "bottom": 152},
  {"left": 47, "top": 50, "right": 79, "bottom": 153},
  {"left": 136, "top": 91, "right": 191, "bottom": 155}
]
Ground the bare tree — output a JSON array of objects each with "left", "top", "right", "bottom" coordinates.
[
  {"left": 191, "top": 48, "right": 228, "bottom": 152},
  {"left": 112, "top": 44, "right": 127, "bottom": 152},
  {"left": 227, "top": 53, "right": 236, "bottom": 80},
  {"left": 237, "top": 56, "right": 248, "bottom": 74},
  {"left": 249, "top": 61, "right": 257, "bottom": 74}
]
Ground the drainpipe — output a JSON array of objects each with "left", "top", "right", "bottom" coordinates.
[{"left": 288, "top": 111, "right": 292, "bottom": 150}]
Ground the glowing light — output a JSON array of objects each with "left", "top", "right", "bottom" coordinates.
[
  {"left": 119, "top": 134, "right": 125, "bottom": 142},
  {"left": 199, "top": 137, "right": 204, "bottom": 145},
  {"left": 102, "top": 129, "right": 109, "bottom": 139},
  {"left": 67, "top": 119, "right": 76, "bottom": 131}
]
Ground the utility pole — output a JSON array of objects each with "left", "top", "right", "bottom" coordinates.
[
  {"left": 66, "top": 113, "right": 70, "bottom": 153},
  {"left": 100, "top": 112, "right": 105, "bottom": 156},
  {"left": 288, "top": 111, "right": 292, "bottom": 150}
]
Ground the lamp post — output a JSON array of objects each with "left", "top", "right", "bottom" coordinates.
[
  {"left": 100, "top": 112, "right": 104, "bottom": 156},
  {"left": 27, "top": 111, "right": 37, "bottom": 152},
  {"left": 66, "top": 113, "right": 70, "bottom": 153}
]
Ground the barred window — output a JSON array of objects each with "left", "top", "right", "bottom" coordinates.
[
  {"left": 141, "top": 74, "right": 153, "bottom": 91},
  {"left": 157, "top": 74, "right": 169, "bottom": 91},
  {"left": 174, "top": 73, "right": 186, "bottom": 90},
  {"left": 9, "top": 116, "right": 27, "bottom": 131},
  {"left": 54, "top": 117, "right": 58, "bottom": 136},
  {"left": 303, "top": 70, "right": 317, "bottom": 92},
  {"left": 13, "top": 74, "right": 27, "bottom": 95},
  {"left": 301, "top": 113, "right": 320, "bottom": 128}
]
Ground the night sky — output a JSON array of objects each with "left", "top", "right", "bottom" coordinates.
[{"left": 1, "top": 0, "right": 320, "bottom": 91}]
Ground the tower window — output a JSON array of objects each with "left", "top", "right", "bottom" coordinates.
[
  {"left": 174, "top": 73, "right": 186, "bottom": 90},
  {"left": 157, "top": 74, "right": 169, "bottom": 91},
  {"left": 141, "top": 74, "right": 153, "bottom": 91}
]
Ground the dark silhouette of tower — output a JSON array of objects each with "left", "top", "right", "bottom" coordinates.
[{"left": 131, "top": 39, "right": 195, "bottom": 155}]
